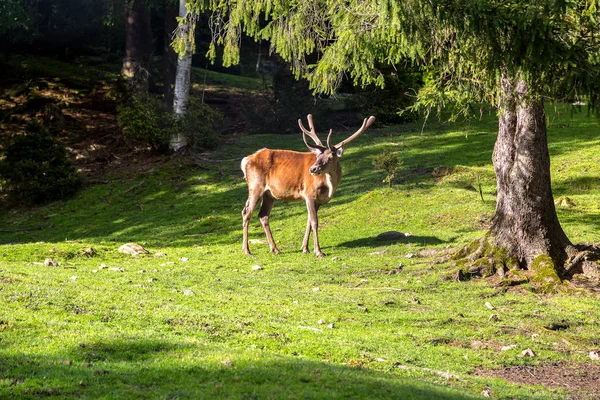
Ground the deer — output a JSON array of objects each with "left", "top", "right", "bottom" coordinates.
[{"left": 241, "top": 114, "right": 376, "bottom": 257}]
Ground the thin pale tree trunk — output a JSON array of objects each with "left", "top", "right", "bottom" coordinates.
[
  {"left": 490, "top": 74, "right": 571, "bottom": 271},
  {"left": 170, "top": 0, "right": 192, "bottom": 152},
  {"left": 163, "top": 0, "right": 178, "bottom": 111}
]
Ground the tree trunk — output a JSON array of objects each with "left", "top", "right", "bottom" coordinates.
[
  {"left": 109, "top": 0, "right": 125, "bottom": 53},
  {"left": 170, "top": 0, "right": 192, "bottom": 151},
  {"left": 490, "top": 75, "right": 571, "bottom": 272},
  {"left": 122, "top": 0, "right": 152, "bottom": 95},
  {"left": 163, "top": 0, "right": 178, "bottom": 111}
]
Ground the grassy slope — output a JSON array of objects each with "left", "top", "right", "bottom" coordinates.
[{"left": 1, "top": 102, "right": 599, "bottom": 398}]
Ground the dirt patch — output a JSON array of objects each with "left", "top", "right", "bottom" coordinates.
[{"left": 475, "top": 362, "right": 600, "bottom": 399}]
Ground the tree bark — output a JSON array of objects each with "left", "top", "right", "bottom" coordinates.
[
  {"left": 163, "top": 0, "right": 178, "bottom": 111},
  {"left": 490, "top": 74, "right": 571, "bottom": 271},
  {"left": 122, "top": 0, "right": 152, "bottom": 95},
  {"left": 170, "top": 0, "right": 192, "bottom": 151}
]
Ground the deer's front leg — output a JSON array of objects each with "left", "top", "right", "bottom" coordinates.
[
  {"left": 302, "top": 215, "right": 311, "bottom": 254},
  {"left": 305, "top": 200, "right": 324, "bottom": 257}
]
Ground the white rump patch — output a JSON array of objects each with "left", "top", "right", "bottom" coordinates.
[{"left": 241, "top": 157, "right": 248, "bottom": 178}]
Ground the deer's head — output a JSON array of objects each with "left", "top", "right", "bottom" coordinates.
[{"left": 298, "top": 114, "right": 375, "bottom": 175}]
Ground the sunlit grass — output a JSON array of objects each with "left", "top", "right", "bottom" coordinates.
[{"left": 1, "top": 105, "right": 599, "bottom": 399}]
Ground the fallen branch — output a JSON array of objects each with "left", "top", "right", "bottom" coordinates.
[
  {"left": 298, "top": 326, "right": 322, "bottom": 332},
  {"left": 122, "top": 180, "right": 146, "bottom": 194},
  {"left": 394, "top": 364, "right": 462, "bottom": 380},
  {"left": 346, "top": 287, "right": 403, "bottom": 292},
  {"left": 0, "top": 226, "right": 47, "bottom": 232}
]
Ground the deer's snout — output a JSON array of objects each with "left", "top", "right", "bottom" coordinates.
[{"left": 309, "top": 166, "right": 320, "bottom": 174}]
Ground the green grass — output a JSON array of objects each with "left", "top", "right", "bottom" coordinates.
[
  {"left": 192, "top": 66, "right": 266, "bottom": 91},
  {"left": 1, "top": 106, "right": 600, "bottom": 399}
]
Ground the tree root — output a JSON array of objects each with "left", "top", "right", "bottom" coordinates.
[
  {"left": 451, "top": 235, "right": 517, "bottom": 282},
  {"left": 452, "top": 238, "right": 600, "bottom": 292},
  {"left": 565, "top": 245, "right": 600, "bottom": 279}
]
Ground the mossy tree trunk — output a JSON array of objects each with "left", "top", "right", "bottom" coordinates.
[{"left": 490, "top": 74, "right": 572, "bottom": 273}]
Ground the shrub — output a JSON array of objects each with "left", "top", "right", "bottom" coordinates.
[
  {"left": 0, "top": 122, "right": 81, "bottom": 204},
  {"left": 178, "top": 98, "right": 222, "bottom": 151},
  {"left": 117, "top": 94, "right": 222, "bottom": 151},
  {"left": 372, "top": 150, "right": 403, "bottom": 187},
  {"left": 117, "top": 94, "right": 175, "bottom": 150}
]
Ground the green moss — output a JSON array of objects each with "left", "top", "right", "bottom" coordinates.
[
  {"left": 452, "top": 234, "right": 514, "bottom": 277},
  {"left": 451, "top": 238, "right": 481, "bottom": 260},
  {"left": 529, "top": 254, "right": 563, "bottom": 292}
]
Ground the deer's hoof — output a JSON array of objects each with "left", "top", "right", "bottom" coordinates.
[
  {"left": 272, "top": 248, "right": 281, "bottom": 255},
  {"left": 302, "top": 248, "right": 310, "bottom": 254},
  {"left": 316, "top": 251, "right": 325, "bottom": 258}
]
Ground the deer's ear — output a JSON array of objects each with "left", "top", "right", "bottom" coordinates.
[
  {"left": 309, "top": 147, "right": 324, "bottom": 156},
  {"left": 335, "top": 146, "right": 344, "bottom": 157}
]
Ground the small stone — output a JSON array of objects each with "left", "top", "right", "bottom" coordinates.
[
  {"left": 589, "top": 350, "right": 600, "bottom": 361},
  {"left": 44, "top": 258, "right": 59, "bottom": 267},
  {"left": 137, "top": 270, "right": 146, "bottom": 273},
  {"left": 60, "top": 360, "right": 72, "bottom": 365},
  {"left": 179, "top": 257, "right": 189, "bottom": 262},
  {"left": 148, "top": 278, "right": 157, "bottom": 283},
  {"left": 317, "top": 319, "right": 326, "bottom": 325},
  {"left": 118, "top": 243, "right": 148, "bottom": 256},
  {"left": 327, "top": 323, "right": 335, "bottom": 329},
  {"left": 520, "top": 348, "right": 536, "bottom": 357},
  {"left": 99, "top": 264, "right": 108, "bottom": 269},
  {"left": 375, "top": 358, "right": 386, "bottom": 362},
  {"left": 531, "top": 334, "right": 540, "bottom": 342},
  {"left": 481, "top": 387, "right": 492, "bottom": 397},
  {"left": 248, "top": 239, "right": 267, "bottom": 245},
  {"left": 404, "top": 253, "right": 415, "bottom": 258},
  {"left": 369, "top": 249, "right": 389, "bottom": 255},
  {"left": 432, "top": 165, "right": 451, "bottom": 178},
  {"left": 69, "top": 276, "right": 77, "bottom": 280},
  {"left": 92, "top": 270, "right": 98, "bottom": 273},
  {"left": 485, "top": 302, "right": 495, "bottom": 310},
  {"left": 470, "top": 340, "right": 485, "bottom": 350},
  {"left": 501, "top": 345, "right": 517, "bottom": 351},
  {"left": 489, "top": 314, "right": 499, "bottom": 321},
  {"left": 109, "top": 267, "right": 124, "bottom": 272},
  {"left": 251, "top": 265, "right": 263, "bottom": 271},
  {"left": 183, "top": 289, "right": 194, "bottom": 296},
  {"left": 221, "top": 360, "right": 233, "bottom": 367},
  {"left": 331, "top": 256, "right": 341, "bottom": 261},
  {"left": 376, "top": 231, "right": 406, "bottom": 241},
  {"left": 312, "top": 287, "right": 320, "bottom": 292},
  {"left": 554, "top": 196, "right": 575, "bottom": 208},
  {"left": 81, "top": 247, "right": 97, "bottom": 257}
]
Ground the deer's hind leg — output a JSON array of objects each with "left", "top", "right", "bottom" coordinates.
[
  {"left": 242, "top": 188, "right": 264, "bottom": 255},
  {"left": 258, "top": 192, "right": 280, "bottom": 254}
]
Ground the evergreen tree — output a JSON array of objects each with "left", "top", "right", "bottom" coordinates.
[{"left": 187, "top": 0, "right": 600, "bottom": 276}]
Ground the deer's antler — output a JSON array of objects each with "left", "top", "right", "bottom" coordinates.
[
  {"left": 334, "top": 116, "right": 376, "bottom": 149},
  {"left": 298, "top": 114, "right": 324, "bottom": 147}
]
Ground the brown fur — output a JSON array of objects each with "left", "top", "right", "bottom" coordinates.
[{"left": 241, "top": 115, "right": 374, "bottom": 257}]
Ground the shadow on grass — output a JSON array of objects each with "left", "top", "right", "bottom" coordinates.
[
  {"left": 0, "top": 106, "right": 598, "bottom": 249},
  {"left": 0, "top": 338, "right": 477, "bottom": 399},
  {"left": 337, "top": 235, "right": 445, "bottom": 248}
]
